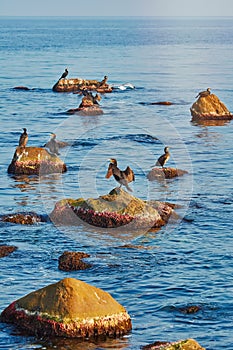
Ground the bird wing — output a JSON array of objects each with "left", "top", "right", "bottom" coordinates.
[
  {"left": 105, "top": 164, "right": 113, "bottom": 179},
  {"left": 124, "top": 166, "right": 135, "bottom": 182},
  {"left": 156, "top": 155, "right": 164, "bottom": 166}
]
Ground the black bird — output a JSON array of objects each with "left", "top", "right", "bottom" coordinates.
[
  {"left": 59, "top": 68, "right": 68, "bottom": 80},
  {"left": 98, "top": 75, "right": 108, "bottom": 87},
  {"left": 195, "top": 87, "right": 211, "bottom": 99},
  {"left": 155, "top": 147, "right": 170, "bottom": 168},
  {"left": 105, "top": 158, "right": 135, "bottom": 192},
  {"left": 45, "top": 133, "right": 60, "bottom": 155},
  {"left": 18, "top": 128, "right": 28, "bottom": 147}
]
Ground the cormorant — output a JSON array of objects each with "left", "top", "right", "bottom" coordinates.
[
  {"left": 155, "top": 147, "right": 170, "bottom": 168},
  {"left": 59, "top": 68, "right": 68, "bottom": 80},
  {"left": 18, "top": 128, "right": 28, "bottom": 147},
  {"left": 98, "top": 75, "right": 108, "bottom": 87},
  {"left": 195, "top": 88, "right": 211, "bottom": 99},
  {"left": 45, "top": 133, "right": 60, "bottom": 155},
  {"left": 105, "top": 158, "right": 135, "bottom": 192}
]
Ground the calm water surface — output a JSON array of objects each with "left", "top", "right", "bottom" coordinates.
[{"left": 0, "top": 17, "right": 233, "bottom": 349}]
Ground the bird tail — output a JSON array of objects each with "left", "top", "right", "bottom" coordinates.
[{"left": 125, "top": 183, "right": 133, "bottom": 192}]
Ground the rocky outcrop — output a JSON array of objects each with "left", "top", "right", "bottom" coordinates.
[
  {"left": 66, "top": 105, "right": 103, "bottom": 116},
  {"left": 190, "top": 93, "right": 233, "bottom": 120},
  {"left": 0, "top": 212, "right": 48, "bottom": 225},
  {"left": 52, "top": 78, "right": 112, "bottom": 93},
  {"left": 147, "top": 167, "right": 188, "bottom": 180},
  {"left": 0, "top": 245, "right": 17, "bottom": 258},
  {"left": 8, "top": 147, "right": 67, "bottom": 175},
  {"left": 58, "top": 251, "right": 92, "bottom": 271},
  {"left": 50, "top": 187, "right": 175, "bottom": 230},
  {"left": 142, "top": 338, "right": 205, "bottom": 350},
  {"left": 0, "top": 277, "right": 132, "bottom": 339}
]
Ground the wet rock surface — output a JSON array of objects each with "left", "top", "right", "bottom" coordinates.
[
  {"left": 190, "top": 93, "right": 233, "bottom": 120},
  {"left": 66, "top": 105, "right": 103, "bottom": 116},
  {"left": 0, "top": 245, "right": 17, "bottom": 258},
  {"left": 58, "top": 251, "right": 92, "bottom": 271},
  {"left": 142, "top": 338, "right": 205, "bottom": 350},
  {"left": 50, "top": 187, "right": 175, "bottom": 230},
  {"left": 8, "top": 146, "right": 67, "bottom": 175},
  {"left": 52, "top": 78, "right": 112, "bottom": 93},
  {"left": 0, "top": 212, "right": 49, "bottom": 225},
  {"left": 147, "top": 167, "right": 188, "bottom": 180},
  {"left": 0, "top": 277, "right": 132, "bottom": 339}
]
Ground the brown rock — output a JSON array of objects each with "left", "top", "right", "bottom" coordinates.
[
  {"left": 52, "top": 78, "right": 112, "bottom": 93},
  {"left": 7, "top": 146, "right": 67, "bottom": 175},
  {"left": 0, "top": 245, "right": 17, "bottom": 258},
  {"left": 0, "top": 212, "right": 47, "bottom": 225},
  {"left": 66, "top": 105, "right": 103, "bottom": 116},
  {"left": 142, "top": 338, "right": 205, "bottom": 349},
  {"left": 147, "top": 167, "right": 188, "bottom": 180},
  {"left": 58, "top": 251, "right": 92, "bottom": 271},
  {"left": 190, "top": 93, "right": 233, "bottom": 120},
  {"left": 0, "top": 277, "right": 132, "bottom": 339}
]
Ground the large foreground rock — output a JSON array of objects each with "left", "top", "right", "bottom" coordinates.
[
  {"left": 142, "top": 338, "right": 205, "bottom": 349},
  {"left": 190, "top": 93, "right": 233, "bottom": 120},
  {"left": 0, "top": 278, "right": 131, "bottom": 339},
  {"left": 50, "top": 187, "right": 175, "bottom": 229},
  {"left": 8, "top": 147, "right": 67, "bottom": 175}
]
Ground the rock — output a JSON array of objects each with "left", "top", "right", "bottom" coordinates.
[
  {"left": 66, "top": 105, "right": 103, "bottom": 116},
  {"left": 7, "top": 146, "right": 67, "bottom": 175},
  {"left": 147, "top": 167, "right": 188, "bottom": 180},
  {"left": 13, "top": 86, "right": 30, "bottom": 91},
  {"left": 50, "top": 187, "right": 175, "bottom": 230},
  {"left": 0, "top": 277, "right": 132, "bottom": 339},
  {"left": 58, "top": 251, "right": 92, "bottom": 271},
  {"left": 190, "top": 93, "right": 233, "bottom": 120},
  {"left": 52, "top": 78, "right": 113, "bottom": 93},
  {"left": 0, "top": 212, "right": 48, "bottom": 225},
  {"left": 0, "top": 245, "right": 17, "bottom": 258},
  {"left": 142, "top": 338, "right": 205, "bottom": 350},
  {"left": 140, "top": 101, "right": 173, "bottom": 106}
]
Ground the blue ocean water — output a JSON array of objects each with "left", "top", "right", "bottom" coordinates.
[{"left": 0, "top": 16, "right": 233, "bottom": 349}]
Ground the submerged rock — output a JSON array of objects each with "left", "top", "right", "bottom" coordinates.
[
  {"left": 142, "top": 338, "right": 205, "bottom": 350},
  {"left": 8, "top": 146, "right": 67, "bottom": 175},
  {"left": 0, "top": 277, "right": 132, "bottom": 339},
  {"left": 190, "top": 93, "right": 233, "bottom": 120},
  {"left": 147, "top": 167, "right": 188, "bottom": 180},
  {"left": 0, "top": 212, "right": 48, "bottom": 225},
  {"left": 58, "top": 251, "right": 92, "bottom": 271},
  {"left": 0, "top": 245, "right": 17, "bottom": 258},
  {"left": 50, "top": 187, "right": 175, "bottom": 230}
]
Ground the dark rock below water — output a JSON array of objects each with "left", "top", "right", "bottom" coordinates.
[
  {"left": 58, "top": 251, "right": 92, "bottom": 271},
  {"left": 0, "top": 277, "right": 132, "bottom": 339},
  {"left": 147, "top": 167, "right": 188, "bottom": 180},
  {"left": 8, "top": 146, "right": 67, "bottom": 175},
  {"left": 0, "top": 212, "right": 49, "bottom": 225},
  {"left": 0, "top": 245, "right": 17, "bottom": 258},
  {"left": 50, "top": 187, "right": 175, "bottom": 230},
  {"left": 140, "top": 101, "right": 173, "bottom": 106},
  {"left": 190, "top": 93, "right": 233, "bottom": 120},
  {"left": 66, "top": 105, "right": 103, "bottom": 116},
  {"left": 13, "top": 86, "right": 30, "bottom": 91},
  {"left": 142, "top": 338, "right": 205, "bottom": 349}
]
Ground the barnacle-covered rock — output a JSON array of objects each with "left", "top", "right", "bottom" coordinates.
[
  {"left": 7, "top": 147, "right": 67, "bottom": 175},
  {"left": 0, "top": 277, "right": 132, "bottom": 339},
  {"left": 142, "top": 338, "right": 205, "bottom": 349},
  {"left": 52, "top": 78, "right": 112, "bottom": 93},
  {"left": 147, "top": 167, "right": 188, "bottom": 180},
  {"left": 190, "top": 93, "right": 233, "bottom": 121},
  {"left": 50, "top": 187, "right": 175, "bottom": 230}
]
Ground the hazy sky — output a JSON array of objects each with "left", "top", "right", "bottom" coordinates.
[{"left": 1, "top": 0, "right": 233, "bottom": 16}]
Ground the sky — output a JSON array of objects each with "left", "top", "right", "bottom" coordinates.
[{"left": 1, "top": 0, "right": 233, "bottom": 17}]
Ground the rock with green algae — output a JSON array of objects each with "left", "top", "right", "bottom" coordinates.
[
  {"left": 7, "top": 146, "right": 67, "bottom": 175},
  {"left": 147, "top": 167, "right": 188, "bottom": 181},
  {"left": 0, "top": 277, "right": 132, "bottom": 339},
  {"left": 142, "top": 338, "right": 205, "bottom": 350},
  {"left": 190, "top": 93, "right": 233, "bottom": 120},
  {"left": 50, "top": 187, "right": 175, "bottom": 229}
]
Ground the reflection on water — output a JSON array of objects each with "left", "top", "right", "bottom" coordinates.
[{"left": 191, "top": 118, "right": 232, "bottom": 127}]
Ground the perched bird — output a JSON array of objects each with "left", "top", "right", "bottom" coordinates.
[
  {"left": 59, "top": 68, "right": 68, "bottom": 80},
  {"left": 105, "top": 158, "right": 135, "bottom": 192},
  {"left": 98, "top": 75, "right": 108, "bottom": 87},
  {"left": 155, "top": 147, "right": 170, "bottom": 168},
  {"left": 18, "top": 128, "right": 28, "bottom": 147},
  {"left": 45, "top": 133, "right": 60, "bottom": 155},
  {"left": 195, "top": 87, "right": 211, "bottom": 99}
]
